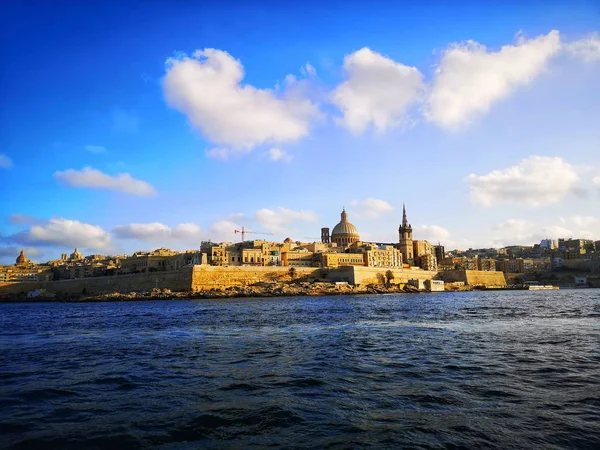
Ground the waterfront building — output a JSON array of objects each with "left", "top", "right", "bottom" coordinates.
[
  {"left": 321, "top": 253, "right": 365, "bottom": 268},
  {"left": 362, "top": 244, "right": 403, "bottom": 268},
  {"left": 46, "top": 249, "right": 124, "bottom": 279},
  {"left": 413, "top": 240, "right": 433, "bottom": 259},
  {"left": 119, "top": 248, "right": 179, "bottom": 274},
  {"left": 496, "top": 259, "right": 523, "bottom": 273},
  {"left": 0, "top": 250, "right": 52, "bottom": 283},
  {"left": 433, "top": 245, "right": 445, "bottom": 263},
  {"left": 413, "top": 239, "right": 437, "bottom": 270},
  {"left": 476, "top": 257, "right": 496, "bottom": 272},
  {"left": 241, "top": 248, "right": 263, "bottom": 265},
  {"left": 438, "top": 257, "right": 455, "bottom": 271},
  {"left": 419, "top": 253, "right": 438, "bottom": 271},
  {"left": 282, "top": 249, "right": 318, "bottom": 267},
  {"left": 425, "top": 279, "right": 445, "bottom": 292},
  {"left": 564, "top": 239, "right": 595, "bottom": 257},
  {"left": 540, "top": 239, "right": 558, "bottom": 250}
]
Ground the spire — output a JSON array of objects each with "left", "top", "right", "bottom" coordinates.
[
  {"left": 341, "top": 207, "right": 348, "bottom": 222},
  {"left": 402, "top": 203, "right": 408, "bottom": 228}
]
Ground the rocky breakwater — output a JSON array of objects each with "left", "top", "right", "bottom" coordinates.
[
  {"left": 1, "top": 282, "right": 422, "bottom": 302},
  {"left": 190, "top": 281, "right": 420, "bottom": 299}
]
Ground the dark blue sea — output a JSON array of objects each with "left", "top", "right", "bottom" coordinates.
[{"left": 1, "top": 290, "right": 599, "bottom": 449}]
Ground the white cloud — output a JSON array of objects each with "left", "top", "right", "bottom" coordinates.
[
  {"left": 578, "top": 230, "right": 598, "bottom": 240},
  {"left": 570, "top": 215, "right": 599, "bottom": 227},
  {"left": 0, "top": 154, "right": 13, "bottom": 168},
  {"left": 332, "top": 47, "right": 424, "bottom": 133},
  {"left": 300, "top": 63, "right": 317, "bottom": 77},
  {"left": 113, "top": 222, "right": 202, "bottom": 242},
  {"left": 494, "top": 218, "right": 534, "bottom": 232},
  {"left": 492, "top": 219, "right": 536, "bottom": 246},
  {"left": 466, "top": 156, "right": 581, "bottom": 206},
  {"left": 541, "top": 225, "right": 573, "bottom": 239},
  {"left": 11, "top": 218, "right": 113, "bottom": 251},
  {"left": 350, "top": 197, "right": 394, "bottom": 219},
  {"left": 491, "top": 216, "right": 600, "bottom": 247},
  {"left": 255, "top": 207, "right": 317, "bottom": 234},
  {"left": 267, "top": 147, "right": 292, "bottom": 162},
  {"left": 594, "top": 176, "right": 600, "bottom": 187},
  {"left": 425, "top": 30, "right": 562, "bottom": 129},
  {"left": 566, "top": 33, "right": 600, "bottom": 62},
  {"left": 415, "top": 225, "right": 452, "bottom": 243},
  {"left": 412, "top": 225, "right": 475, "bottom": 249},
  {"left": 54, "top": 167, "right": 156, "bottom": 196},
  {"left": 163, "top": 48, "right": 318, "bottom": 153},
  {"left": 84, "top": 145, "right": 107, "bottom": 154},
  {"left": 208, "top": 220, "right": 241, "bottom": 242}
]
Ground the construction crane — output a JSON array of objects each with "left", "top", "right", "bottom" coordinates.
[{"left": 234, "top": 226, "right": 274, "bottom": 242}]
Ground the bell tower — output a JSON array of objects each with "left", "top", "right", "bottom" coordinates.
[
  {"left": 398, "top": 203, "right": 414, "bottom": 265},
  {"left": 321, "top": 227, "right": 330, "bottom": 244}
]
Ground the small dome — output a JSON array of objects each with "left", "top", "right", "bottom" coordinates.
[
  {"left": 16, "top": 250, "right": 28, "bottom": 265},
  {"left": 284, "top": 237, "right": 293, "bottom": 244}
]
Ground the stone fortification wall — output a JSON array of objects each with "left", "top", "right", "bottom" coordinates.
[
  {"left": 191, "top": 266, "right": 325, "bottom": 290},
  {"left": 0, "top": 281, "right": 43, "bottom": 294},
  {"left": 0, "top": 269, "right": 193, "bottom": 296},
  {"left": 342, "top": 266, "right": 438, "bottom": 286},
  {"left": 1, "top": 266, "right": 507, "bottom": 296},
  {"left": 440, "top": 270, "right": 506, "bottom": 287},
  {"left": 191, "top": 266, "right": 437, "bottom": 290}
]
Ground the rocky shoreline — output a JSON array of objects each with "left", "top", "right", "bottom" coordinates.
[{"left": 0, "top": 281, "right": 426, "bottom": 303}]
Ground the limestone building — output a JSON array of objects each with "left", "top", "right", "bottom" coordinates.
[
  {"left": 119, "top": 248, "right": 179, "bottom": 274},
  {"left": 0, "top": 250, "right": 52, "bottom": 283},
  {"left": 398, "top": 204, "right": 414, "bottom": 265},
  {"left": 362, "top": 244, "right": 403, "bottom": 268},
  {"left": 70, "top": 248, "right": 84, "bottom": 261}
]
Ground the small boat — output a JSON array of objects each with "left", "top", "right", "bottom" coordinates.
[{"left": 527, "top": 285, "right": 559, "bottom": 290}]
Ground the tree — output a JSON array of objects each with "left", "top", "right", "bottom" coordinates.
[
  {"left": 385, "top": 270, "right": 395, "bottom": 287},
  {"left": 288, "top": 267, "right": 297, "bottom": 280}
]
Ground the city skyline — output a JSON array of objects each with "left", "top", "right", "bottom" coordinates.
[{"left": 1, "top": 1, "right": 600, "bottom": 264}]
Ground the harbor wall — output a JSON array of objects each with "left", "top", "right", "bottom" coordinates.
[
  {"left": 1, "top": 266, "right": 507, "bottom": 297},
  {"left": 0, "top": 269, "right": 193, "bottom": 296},
  {"left": 343, "top": 266, "right": 438, "bottom": 285},
  {"left": 440, "top": 270, "right": 507, "bottom": 287},
  {"left": 191, "top": 266, "right": 325, "bottom": 290}
]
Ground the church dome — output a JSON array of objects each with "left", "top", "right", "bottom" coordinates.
[
  {"left": 331, "top": 209, "right": 360, "bottom": 246},
  {"left": 16, "top": 250, "right": 28, "bottom": 265}
]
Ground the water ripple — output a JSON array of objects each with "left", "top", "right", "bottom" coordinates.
[{"left": 1, "top": 290, "right": 599, "bottom": 448}]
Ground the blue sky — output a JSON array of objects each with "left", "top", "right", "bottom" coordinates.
[{"left": 1, "top": 1, "right": 599, "bottom": 263}]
